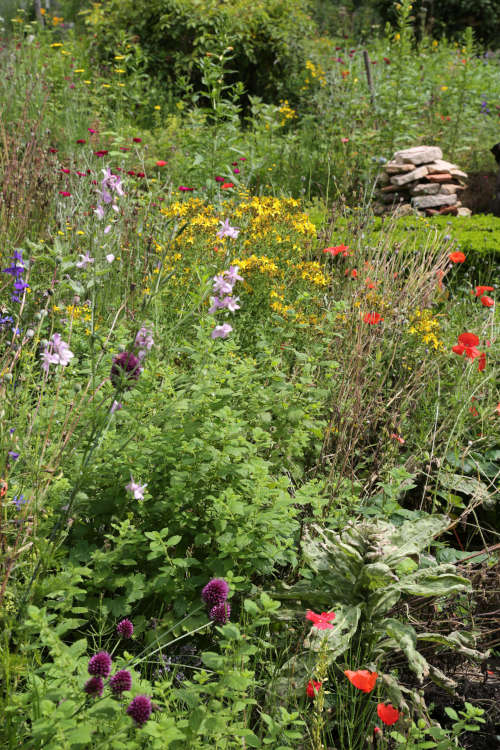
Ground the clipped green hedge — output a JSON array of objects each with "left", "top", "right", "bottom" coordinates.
[
  {"left": 87, "top": 0, "right": 315, "bottom": 103},
  {"left": 378, "top": 214, "right": 500, "bottom": 261},
  {"left": 328, "top": 213, "right": 500, "bottom": 266}
]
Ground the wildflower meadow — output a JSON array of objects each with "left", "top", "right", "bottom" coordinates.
[{"left": 0, "top": 1, "right": 498, "bottom": 748}]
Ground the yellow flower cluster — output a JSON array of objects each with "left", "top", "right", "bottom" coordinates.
[
  {"left": 233, "top": 254, "right": 281, "bottom": 279},
  {"left": 278, "top": 99, "right": 297, "bottom": 126},
  {"left": 305, "top": 60, "right": 327, "bottom": 87},
  {"left": 408, "top": 309, "right": 445, "bottom": 351},
  {"left": 290, "top": 260, "right": 328, "bottom": 287}
]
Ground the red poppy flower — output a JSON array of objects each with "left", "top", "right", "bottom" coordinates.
[
  {"left": 364, "top": 312, "right": 383, "bottom": 324},
  {"left": 449, "top": 251, "right": 466, "bottom": 263},
  {"left": 377, "top": 703, "right": 400, "bottom": 726},
  {"left": 127, "top": 171, "right": 136, "bottom": 176},
  {"left": 48, "top": 148, "right": 57, "bottom": 153},
  {"left": 120, "top": 147, "right": 130, "bottom": 152},
  {"left": 76, "top": 139, "right": 86, "bottom": 144},
  {"left": 345, "top": 268, "right": 357, "bottom": 278},
  {"left": 132, "top": 137, "right": 142, "bottom": 143},
  {"left": 306, "top": 680, "right": 322, "bottom": 698},
  {"left": 215, "top": 176, "right": 224, "bottom": 182},
  {"left": 61, "top": 168, "right": 70, "bottom": 174},
  {"left": 323, "top": 244, "right": 350, "bottom": 257},
  {"left": 391, "top": 433, "right": 405, "bottom": 444},
  {"left": 480, "top": 295, "right": 494, "bottom": 308},
  {"left": 137, "top": 172, "right": 145, "bottom": 178},
  {"left": 88, "top": 128, "right": 97, "bottom": 134},
  {"left": 344, "top": 670, "right": 378, "bottom": 693},
  {"left": 478, "top": 352, "right": 486, "bottom": 372},
  {"left": 452, "top": 332, "right": 480, "bottom": 360},
  {"left": 474, "top": 286, "right": 494, "bottom": 296},
  {"left": 0, "top": 479, "right": 7, "bottom": 498},
  {"left": 94, "top": 150, "right": 108, "bottom": 157},
  {"left": 179, "top": 186, "right": 194, "bottom": 191},
  {"left": 156, "top": 160, "right": 167, "bottom": 167},
  {"left": 365, "top": 278, "right": 376, "bottom": 289},
  {"left": 58, "top": 191, "right": 71, "bottom": 197},
  {"left": 221, "top": 182, "right": 234, "bottom": 189},
  {"left": 306, "top": 610, "right": 336, "bottom": 630},
  {"left": 383, "top": 57, "right": 391, "bottom": 64},
  {"left": 76, "top": 171, "right": 86, "bottom": 177}
]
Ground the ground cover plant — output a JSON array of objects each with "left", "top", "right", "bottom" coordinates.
[{"left": 0, "top": 2, "right": 499, "bottom": 748}]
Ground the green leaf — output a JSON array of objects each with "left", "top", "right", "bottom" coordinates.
[{"left": 383, "top": 619, "right": 429, "bottom": 681}]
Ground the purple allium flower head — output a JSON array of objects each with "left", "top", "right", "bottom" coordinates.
[
  {"left": 211, "top": 323, "right": 232, "bottom": 339},
  {"left": 201, "top": 578, "right": 229, "bottom": 607},
  {"left": 110, "top": 352, "right": 142, "bottom": 387},
  {"left": 88, "top": 651, "right": 112, "bottom": 678},
  {"left": 84, "top": 676, "right": 104, "bottom": 697},
  {"left": 209, "top": 601, "right": 231, "bottom": 625},
  {"left": 110, "top": 669, "right": 132, "bottom": 695},
  {"left": 117, "top": 619, "right": 134, "bottom": 638},
  {"left": 126, "top": 694, "right": 152, "bottom": 726}
]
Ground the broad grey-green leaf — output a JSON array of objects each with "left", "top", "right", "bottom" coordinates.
[
  {"left": 417, "top": 631, "right": 486, "bottom": 661},
  {"left": 427, "top": 663, "right": 458, "bottom": 694},
  {"left": 385, "top": 515, "right": 449, "bottom": 562},
  {"left": 362, "top": 562, "right": 398, "bottom": 590},
  {"left": 383, "top": 618, "right": 429, "bottom": 681},
  {"left": 398, "top": 570, "right": 470, "bottom": 597}
]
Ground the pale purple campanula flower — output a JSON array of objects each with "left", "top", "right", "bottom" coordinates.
[
  {"left": 219, "top": 296, "right": 240, "bottom": 312},
  {"left": 106, "top": 254, "right": 115, "bottom": 263},
  {"left": 224, "top": 265, "right": 243, "bottom": 285},
  {"left": 41, "top": 333, "right": 74, "bottom": 373},
  {"left": 211, "top": 323, "right": 232, "bottom": 339},
  {"left": 76, "top": 252, "right": 94, "bottom": 269},
  {"left": 212, "top": 275, "right": 233, "bottom": 296},
  {"left": 217, "top": 219, "right": 240, "bottom": 240},
  {"left": 126, "top": 477, "right": 147, "bottom": 500},
  {"left": 134, "top": 326, "right": 154, "bottom": 356}
]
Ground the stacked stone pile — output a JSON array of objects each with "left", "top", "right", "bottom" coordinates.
[{"left": 376, "top": 146, "right": 471, "bottom": 217}]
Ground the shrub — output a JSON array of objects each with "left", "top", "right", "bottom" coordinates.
[{"left": 85, "top": 0, "right": 316, "bottom": 104}]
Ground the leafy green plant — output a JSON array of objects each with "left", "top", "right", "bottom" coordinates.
[{"left": 276, "top": 516, "right": 483, "bottom": 703}]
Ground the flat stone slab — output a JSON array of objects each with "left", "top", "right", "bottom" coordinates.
[
  {"left": 390, "top": 165, "right": 428, "bottom": 186},
  {"left": 450, "top": 168, "right": 468, "bottom": 179},
  {"left": 427, "top": 173, "right": 453, "bottom": 183},
  {"left": 426, "top": 159, "right": 458, "bottom": 174},
  {"left": 440, "top": 183, "right": 465, "bottom": 194},
  {"left": 394, "top": 146, "right": 443, "bottom": 165},
  {"left": 385, "top": 162, "right": 416, "bottom": 174},
  {"left": 457, "top": 207, "right": 472, "bottom": 216},
  {"left": 410, "top": 183, "right": 440, "bottom": 195},
  {"left": 412, "top": 193, "right": 457, "bottom": 209}
]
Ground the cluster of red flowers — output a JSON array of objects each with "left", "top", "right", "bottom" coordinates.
[{"left": 305, "top": 612, "right": 401, "bottom": 729}]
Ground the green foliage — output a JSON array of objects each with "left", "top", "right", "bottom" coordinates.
[
  {"left": 86, "top": 0, "right": 315, "bottom": 104},
  {"left": 374, "top": 0, "right": 500, "bottom": 48},
  {"left": 276, "top": 517, "right": 481, "bottom": 699},
  {"left": 64, "top": 340, "right": 326, "bottom": 620}
]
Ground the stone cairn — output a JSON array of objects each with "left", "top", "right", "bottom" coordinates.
[{"left": 376, "top": 146, "right": 471, "bottom": 217}]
